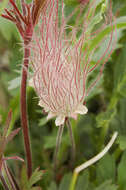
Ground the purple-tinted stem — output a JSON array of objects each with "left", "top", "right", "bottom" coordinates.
[
  {"left": 0, "top": 173, "right": 9, "bottom": 190},
  {"left": 6, "top": 165, "right": 20, "bottom": 190},
  {"left": 20, "top": 46, "right": 32, "bottom": 178},
  {"left": 3, "top": 162, "right": 18, "bottom": 190}
]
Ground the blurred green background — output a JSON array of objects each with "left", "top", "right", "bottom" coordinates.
[{"left": 1, "top": 0, "right": 126, "bottom": 189}]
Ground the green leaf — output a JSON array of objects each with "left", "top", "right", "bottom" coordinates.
[
  {"left": 59, "top": 173, "right": 72, "bottom": 190},
  {"left": 64, "top": 0, "right": 106, "bottom": 6},
  {"left": 92, "top": 29, "right": 122, "bottom": 62},
  {"left": 64, "top": 0, "right": 78, "bottom": 6},
  {"left": 8, "top": 77, "right": 21, "bottom": 90},
  {"left": 117, "top": 151, "right": 126, "bottom": 190},
  {"left": 76, "top": 170, "right": 89, "bottom": 190},
  {"left": 96, "top": 43, "right": 126, "bottom": 130},
  {"left": 0, "top": 17, "right": 20, "bottom": 41},
  {"left": 31, "top": 187, "right": 42, "bottom": 190},
  {"left": 96, "top": 107, "right": 117, "bottom": 128},
  {"left": 85, "top": 0, "right": 109, "bottom": 35},
  {"left": 28, "top": 168, "right": 43, "bottom": 188},
  {"left": 20, "top": 165, "right": 28, "bottom": 190},
  {"left": 20, "top": 167, "right": 43, "bottom": 190},
  {"left": 44, "top": 132, "right": 70, "bottom": 149},
  {"left": 38, "top": 117, "right": 48, "bottom": 127},
  {"left": 117, "top": 135, "right": 126, "bottom": 150},
  {"left": 44, "top": 135, "right": 56, "bottom": 149},
  {"left": 7, "top": 93, "right": 20, "bottom": 135},
  {"left": 116, "top": 74, "right": 126, "bottom": 97},
  {"left": 0, "top": 0, "right": 9, "bottom": 14},
  {"left": 48, "top": 182, "right": 57, "bottom": 190},
  {"left": 93, "top": 0, "right": 107, "bottom": 7},
  {"left": 94, "top": 180, "right": 117, "bottom": 190},
  {"left": 89, "top": 17, "right": 126, "bottom": 53},
  {"left": 116, "top": 98, "right": 126, "bottom": 136},
  {"left": 96, "top": 154, "right": 116, "bottom": 184},
  {"left": 114, "top": 44, "right": 126, "bottom": 96}
]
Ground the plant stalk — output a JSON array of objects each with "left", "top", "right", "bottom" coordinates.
[
  {"left": 0, "top": 173, "right": 9, "bottom": 190},
  {"left": 3, "top": 162, "right": 20, "bottom": 190},
  {"left": 69, "top": 132, "right": 118, "bottom": 190},
  {"left": 20, "top": 46, "right": 32, "bottom": 178},
  {"left": 53, "top": 125, "right": 64, "bottom": 171},
  {"left": 69, "top": 171, "right": 78, "bottom": 190},
  {"left": 66, "top": 119, "right": 76, "bottom": 168}
]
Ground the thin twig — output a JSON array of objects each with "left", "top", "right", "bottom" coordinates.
[
  {"left": 66, "top": 119, "right": 76, "bottom": 168},
  {"left": 53, "top": 125, "right": 64, "bottom": 172}
]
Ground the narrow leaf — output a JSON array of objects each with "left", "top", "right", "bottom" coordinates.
[
  {"left": 28, "top": 168, "right": 44, "bottom": 187},
  {"left": 6, "top": 128, "right": 21, "bottom": 143}
]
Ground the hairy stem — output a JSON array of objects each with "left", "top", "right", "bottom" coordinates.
[
  {"left": 20, "top": 46, "right": 32, "bottom": 178},
  {"left": 53, "top": 125, "right": 64, "bottom": 172},
  {"left": 0, "top": 173, "right": 9, "bottom": 190},
  {"left": 3, "top": 162, "right": 20, "bottom": 190},
  {"left": 66, "top": 119, "right": 76, "bottom": 168}
]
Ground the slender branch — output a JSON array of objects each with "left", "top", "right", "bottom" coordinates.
[
  {"left": 66, "top": 119, "right": 76, "bottom": 168},
  {"left": 0, "top": 173, "right": 9, "bottom": 190},
  {"left": 53, "top": 125, "right": 64, "bottom": 172},
  {"left": 20, "top": 46, "right": 32, "bottom": 178},
  {"left": 69, "top": 132, "right": 118, "bottom": 190}
]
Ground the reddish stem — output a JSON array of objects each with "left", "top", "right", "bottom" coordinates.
[
  {"left": 2, "top": 0, "right": 34, "bottom": 179},
  {"left": 9, "top": 0, "right": 27, "bottom": 24},
  {"left": 20, "top": 46, "right": 32, "bottom": 178},
  {"left": 0, "top": 173, "right": 9, "bottom": 190}
]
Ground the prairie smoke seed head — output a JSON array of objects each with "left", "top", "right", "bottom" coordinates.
[{"left": 29, "top": 0, "right": 115, "bottom": 126}]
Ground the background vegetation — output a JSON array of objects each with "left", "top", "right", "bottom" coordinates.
[{"left": 0, "top": 0, "right": 126, "bottom": 189}]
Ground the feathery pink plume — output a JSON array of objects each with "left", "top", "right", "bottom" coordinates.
[{"left": 29, "top": 0, "right": 115, "bottom": 126}]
